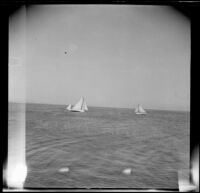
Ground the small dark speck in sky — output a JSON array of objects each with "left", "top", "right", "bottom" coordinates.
[{"left": 64, "top": 51, "right": 67, "bottom": 54}]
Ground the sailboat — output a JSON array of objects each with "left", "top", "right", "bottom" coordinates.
[
  {"left": 66, "top": 97, "right": 88, "bottom": 112},
  {"left": 135, "top": 104, "right": 147, "bottom": 115}
]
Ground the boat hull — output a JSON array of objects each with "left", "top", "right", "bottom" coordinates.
[
  {"left": 135, "top": 112, "right": 147, "bottom": 115},
  {"left": 67, "top": 109, "right": 85, "bottom": 113}
]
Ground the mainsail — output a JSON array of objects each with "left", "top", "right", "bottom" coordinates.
[
  {"left": 83, "top": 101, "right": 88, "bottom": 111},
  {"left": 67, "top": 97, "right": 88, "bottom": 112},
  {"left": 72, "top": 97, "right": 84, "bottom": 111},
  {"left": 135, "top": 104, "right": 146, "bottom": 114}
]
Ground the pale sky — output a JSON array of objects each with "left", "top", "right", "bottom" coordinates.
[{"left": 9, "top": 5, "right": 190, "bottom": 111}]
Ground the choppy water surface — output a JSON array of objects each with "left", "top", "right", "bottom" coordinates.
[{"left": 9, "top": 103, "right": 190, "bottom": 189}]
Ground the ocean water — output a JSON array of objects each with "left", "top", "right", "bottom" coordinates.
[{"left": 8, "top": 103, "right": 190, "bottom": 189}]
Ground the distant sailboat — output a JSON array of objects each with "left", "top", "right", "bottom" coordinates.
[
  {"left": 66, "top": 97, "right": 88, "bottom": 112},
  {"left": 135, "top": 104, "right": 147, "bottom": 115}
]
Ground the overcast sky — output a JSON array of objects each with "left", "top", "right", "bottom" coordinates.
[{"left": 9, "top": 5, "right": 190, "bottom": 111}]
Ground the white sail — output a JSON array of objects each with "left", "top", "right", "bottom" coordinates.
[
  {"left": 72, "top": 97, "right": 84, "bottom": 111},
  {"left": 66, "top": 104, "right": 72, "bottom": 110},
  {"left": 135, "top": 107, "right": 139, "bottom": 113},
  {"left": 138, "top": 105, "right": 146, "bottom": 113},
  {"left": 83, "top": 101, "right": 88, "bottom": 111},
  {"left": 135, "top": 104, "right": 146, "bottom": 114}
]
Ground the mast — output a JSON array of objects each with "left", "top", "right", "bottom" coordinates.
[{"left": 81, "top": 97, "right": 84, "bottom": 111}]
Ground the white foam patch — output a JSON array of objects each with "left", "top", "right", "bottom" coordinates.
[
  {"left": 122, "top": 168, "right": 132, "bottom": 175},
  {"left": 59, "top": 167, "right": 69, "bottom": 173}
]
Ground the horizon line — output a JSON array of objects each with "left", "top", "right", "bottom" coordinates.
[{"left": 9, "top": 101, "right": 190, "bottom": 112}]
